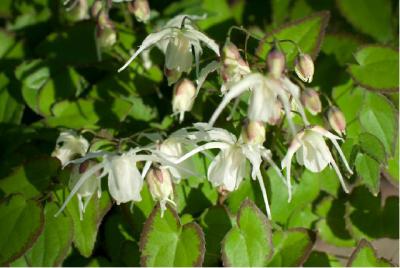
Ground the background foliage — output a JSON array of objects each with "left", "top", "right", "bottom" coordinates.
[{"left": 0, "top": 0, "right": 398, "bottom": 266}]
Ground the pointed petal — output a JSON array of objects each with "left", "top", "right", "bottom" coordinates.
[
  {"left": 196, "top": 61, "right": 219, "bottom": 95},
  {"left": 184, "top": 28, "right": 220, "bottom": 56}
]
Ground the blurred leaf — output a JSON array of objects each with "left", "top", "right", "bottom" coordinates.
[
  {"left": 336, "top": 0, "right": 394, "bottom": 42},
  {"left": 347, "top": 239, "right": 393, "bottom": 267},
  {"left": 348, "top": 46, "right": 399, "bottom": 91},
  {"left": 355, "top": 153, "right": 380, "bottom": 195},
  {"left": 64, "top": 190, "right": 112, "bottom": 257},
  {"left": 267, "top": 228, "right": 315, "bottom": 267},
  {"left": 257, "top": 11, "right": 330, "bottom": 65},
  {"left": 222, "top": 199, "right": 272, "bottom": 266},
  {"left": 322, "top": 34, "right": 362, "bottom": 65},
  {"left": 271, "top": 0, "right": 292, "bottom": 25},
  {"left": 303, "top": 251, "right": 342, "bottom": 267},
  {"left": 0, "top": 73, "right": 24, "bottom": 124},
  {"left": 384, "top": 141, "right": 399, "bottom": 184},
  {"left": 0, "top": 157, "right": 60, "bottom": 199},
  {"left": 199, "top": 205, "right": 232, "bottom": 266},
  {"left": 0, "top": 31, "right": 24, "bottom": 59},
  {"left": 25, "top": 202, "right": 73, "bottom": 266},
  {"left": 359, "top": 92, "right": 397, "bottom": 155},
  {"left": 0, "top": 195, "right": 44, "bottom": 265},
  {"left": 139, "top": 204, "right": 205, "bottom": 266}
]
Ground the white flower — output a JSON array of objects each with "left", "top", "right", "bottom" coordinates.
[
  {"left": 52, "top": 130, "right": 89, "bottom": 166},
  {"left": 68, "top": 161, "right": 101, "bottom": 219},
  {"left": 208, "top": 73, "right": 309, "bottom": 135},
  {"left": 118, "top": 14, "right": 220, "bottom": 84},
  {"left": 171, "top": 124, "right": 286, "bottom": 219},
  {"left": 146, "top": 167, "right": 175, "bottom": 216},
  {"left": 281, "top": 126, "right": 353, "bottom": 201}
]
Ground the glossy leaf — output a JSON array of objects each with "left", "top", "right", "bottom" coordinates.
[
  {"left": 359, "top": 132, "right": 387, "bottom": 163},
  {"left": 222, "top": 199, "right": 272, "bottom": 267}
]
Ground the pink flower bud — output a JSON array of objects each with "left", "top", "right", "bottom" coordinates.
[
  {"left": 241, "top": 120, "right": 266, "bottom": 145},
  {"left": 172, "top": 79, "right": 196, "bottom": 122},
  {"left": 328, "top": 106, "right": 346, "bottom": 136},
  {"left": 267, "top": 47, "right": 286, "bottom": 79},
  {"left": 129, "top": 0, "right": 150, "bottom": 23},
  {"left": 146, "top": 167, "right": 174, "bottom": 207},
  {"left": 96, "top": 13, "right": 117, "bottom": 48},
  {"left": 301, "top": 88, "right": 322, "bottom": 115},
  {"left": 295, "top": 53, "right": 314, "bottom": 83},
  {"left": 91, "top": 0, "right": 103, "bottom": 18}
]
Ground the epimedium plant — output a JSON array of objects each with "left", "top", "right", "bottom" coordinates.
[{"left": 0, "top": 0, "right": 398, "bottom": 267}]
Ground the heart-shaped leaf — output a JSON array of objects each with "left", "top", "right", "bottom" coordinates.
[
  {"left": 222, "top": 199, "right": 273, "bottom": 267},
  {"left": 267, "top": 228, "right": 315, "bottom": 267},
  {"left": 139, "top": 204, "right": 205, "bottom": 266},
  {"left": 25, "top": 202, "right": 74, "bottom": 266},
  {"left": 0, "top": 195, "right": 44, "bottom": 265},
  {"left": 348, "top": 46, "right": 399, "bottom": 92},
  {"left": 347, "top": 239, "right": 393, "bottom": 267},
  {"left": 256, "top": 11, "right": 330, "bottom": 65}
]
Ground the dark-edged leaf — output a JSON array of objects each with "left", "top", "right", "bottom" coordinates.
[
  {"left": 139, "top": 204, "right": 205, "bottom": 266},
  {"left": 222, "top": 199, "right": 272, "bottom": 267},
  {"left": 348, "top": 46, "right": 399, "bottom": 92},
  {"left": 256, "top": 11, "right": 330, "bottom": 65},
  {"left": 267, "top": 228, "right": 315, "bottom": 267},
  {"left": 0, "top": 195, "right": 44, "bottom": 265},
  {"left": 347, "top": 239, "right": 393, "bottom": 267},
  {"left": 25, "top": 202, "right": 73, "bottom": 266},
  {"left": 359, "top": 133, "right": 387, "bottom": 163}
]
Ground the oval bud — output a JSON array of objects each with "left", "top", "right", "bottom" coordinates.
[
  {"left": 129, "top": 0, "right": 150, "bottom": 23},
  {"left": 146, "top": 167, "right": 174, "bottom": 206},
  {"left": 267, "top": 47, "right": 285, "bottom": 79},
  {"left": 241, "top": 119, "right": 266, "bottom": 145},
  {"left": 301, "top": 88, "right": 321, "bottom": 115},
  {"left": 96, "top": 13, "right": 117, "bottom": 48},
  {"left": 67, "top": 0, "right": 89, "bottom": 21},
  {"left": 295, "top": 53, "right": 314, "bottom": 83},
  {"left": 328, "top": 106, "right": 346, "bottom": 136},
  {"left": 172, "top": 79, "right": 196, "bottom": 122},
  {"left": 91, "top": 0, "right": 103, "bottom": 18}
]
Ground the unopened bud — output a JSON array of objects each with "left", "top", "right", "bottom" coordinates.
[
  {"left": 146, "top": 167, "right": 173, "bottom": 210},
  {"left": 96, "top": 13, "right": 117, "bottom": 48},
  {"left": 91, "top": 0, "right": 103, "bottom": 18},
  {"left": 295, "top": 53, "right": 314, "bottom": 83},
  {"left": 301, "top": 88, "right": 321, "bottom": 115},
  {"left": 328, "top": 106, "right": 346, "bottom": 136},
  {"left": 172, "top": 78, "right": 196, "bottom": 119},
  {"left": 267, "top": 47, "right": 285, "bottom": 79},
  {"left": 222, "top": 42, "right": 241, "bottom": 64},
  {"left": 129, "top": 0, "right": 150, "bottom": 23},
  {"left": 241, "top": 120, "right": 266, "bottom": 145},
  {"left": 67, "top": 0, "right": 89, "bottom": 21}
]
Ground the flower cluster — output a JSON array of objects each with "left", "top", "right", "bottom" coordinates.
[{"left": 53, "top": 13, "right": 351, "bottom": 220}]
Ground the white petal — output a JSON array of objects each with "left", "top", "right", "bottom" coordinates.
[
  {"left": 196, "top": 61, "right": 219, "bottom": 95},
  {"left": 118, "top": 28, "right": 176, "bottom": 72},
  {"left": 184, "top": 28, "right": 220, "bottom": 56}
]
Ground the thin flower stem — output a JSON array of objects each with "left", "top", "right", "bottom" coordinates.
[{"left": 227, "top": 25, "right": 262, "bottom": 42}]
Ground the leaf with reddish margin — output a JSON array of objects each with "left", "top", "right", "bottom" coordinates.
[
  {"left": 347, "top": 239, "right": 393, "bottom": 267},
  {"left": 0, "top": 195, "right": 44, "bottom": 266},
  {"left": 256, "top": 11, "right": 330, "bottom": 65},
  {"left": 222, "top": 199, "right": 273, "bottom": 267},
  {"left": 139, "top": 204, "right": 205, "bottom": 267}
]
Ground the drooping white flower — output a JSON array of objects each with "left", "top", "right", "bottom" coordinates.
[
  {"left": 146, "top": 167, "right": 175, "bottom": 216},
  {"left": 52, "top": 130, "right": 89, "bottom": 166},
  {"left": 281, "top": 126, "right": 353, "bottom": 201},
  {"left": 118, "top": 14, "right": 220, "bottom": 85},
  {"left": 171, "top": 124, "right": 285, "bottom": 219}
]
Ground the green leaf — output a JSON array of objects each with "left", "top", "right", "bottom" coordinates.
[
  {"left": 359, "top": 133, "right": 387, "bottom": 163},
  {"left": 0, "top": 195, "right": 44, "bottom": 265},
  {"left": 256, "top": 11, "right": 330, "bottom": 65},
  {"left": 336, "top": 0, "right": 394, "bottom": 42},
  {"left": 322, "top": 34, "right": 362, "bottom": 65},
  {"left": 25, "top": 202, "right": 73, "bottom": 266},
  {"left": 359, "top": 92, "right": 397, "bottom": 155},
  {"left": 355, "top": 153, "right": 381, "bottom": 195},
  {"left": 222, "top": 199, "right": 273, "bottom": 267},
  {"left": 267, "top": 228, "right": 315, "bottom": 267},
  {"left": 348, "top": 46, "right": 399, "bottom": 91},
  {"left": 303, "top": 251, "right": 342, "bottom": 267},
  {"left": 0, "top": 73, "right": 23, "bottom": 124},
  {"left": 0, "top": 157, "right": 60, "bottom": 199},
  {"left": 199, "top": 206, "right": 232, "bottom": 266},
  {"left": 287, "top": 204, "right": 318, "bottom": 229},
  {"left": 384, "top": 141, "right": 399, "bottom": 184},
  {"left": 139, "top": 204, "right": 205, "bottom": 266},
  {"left": 347, "top": 239, "right": 393, "bottom": 267},
  {"left": 65, "top": 191, "right": 112, "bottom": 257},
  {"left": 271, "top": 0, "right": 292, "bottom": 26}
]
